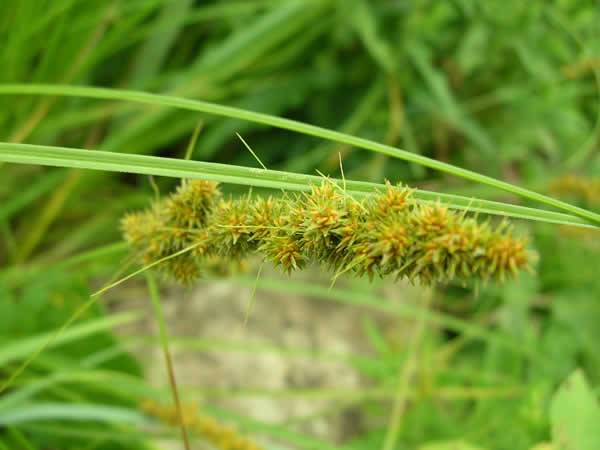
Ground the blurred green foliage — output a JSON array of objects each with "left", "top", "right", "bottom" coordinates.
[{"left": 1, "top": 0, "right": 599, "bottom": 449}]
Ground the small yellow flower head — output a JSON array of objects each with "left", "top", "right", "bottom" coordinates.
[
  {"left": 121, "top": 211, "right": 153, "bottom": 247},
  {"left": 335, "top": 204, "right": 362, "bottom": 247},
  {"left": 249, "top": 196, "right": 279, "bottom": 241},
  {"left": 370, "top": 181, "right": 413, "bottom": 217},
  {"left": 162, "top": 180, "right": 220, "bottom": 228},
  {"left": 209, "top": 196, "right": 255, "bottom": 259},
  {"left": 371, "top": 221, "right": 410, "bottom": 268},
  {"left": 300, "top": 183, "right": 347, "bottom": 259},
  {"left": 484, "top": 231, "right": 531, "bottom": 281},
  {"left": 122, "top": 182, "right": 218, "bottom": 281},
  {"left": 163, "top": 254, "right": 201, "bottom": 284},
  {"left": 121, "top": 210, "right": 169, "bottom": 263},
  {"left": 259, "top": 234, "right": 306, "bottom": 275},
  {"left": 191, "top": 228, "right": 212, "bottom": 258},
  {"left": 411, "top": 204, "right": 451, "bottom": 238},
  {"left": 414, "top": 224, "right": 477, "bottom": 282}
]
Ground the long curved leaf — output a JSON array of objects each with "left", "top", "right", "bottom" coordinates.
[
  {"left": 0, "top": 142, "right": 595, "bottom": 228},
  {"left": 0, "top": 83, "right": 598, "bottom": 225}
]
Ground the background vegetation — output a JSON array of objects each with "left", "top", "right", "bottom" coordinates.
[{"left": 0, "top": 0, "right": 599, "bottom": 449}]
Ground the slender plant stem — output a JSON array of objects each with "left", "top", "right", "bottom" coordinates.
[
  {"left": 145, "top": 273, "right": 191, "bottom": 450},
  {"left": 382, "top": 289, "right": 432, "bottom": 450}
]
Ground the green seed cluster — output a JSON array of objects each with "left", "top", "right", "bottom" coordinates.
[{"left": 122, "top": 180, "right": 532, "bottom": 284}]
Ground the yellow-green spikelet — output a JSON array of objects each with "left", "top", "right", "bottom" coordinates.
[{"left": 122, "top": 179, "right": 533, "bottom": 284}]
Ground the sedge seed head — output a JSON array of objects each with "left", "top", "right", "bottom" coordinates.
[
  {"left": 411, "top": 204, "right": 451, "bottom": 238},
  {"left": 142, "top": 399, "right": 263, "bottom": 450},
  {"left": 160, "top": 254, "right": 201, "bottom": 284},
  {"left": 163, "top": 180, "right": 221, "bottom": 228},
  {"left": 249, "top": 196, "right": 281, "bottom": 241},
  {"left": 300, "top": 183, "right": 347, "bottom": 259},
  {"left": 122, "top": 179, "right": 534, "bottom": 286},
  {"left": 484, "top": 235, "right": 530, "bottom": 281},
  {"left": 209, "top": 196, "right": 255, "bottom": 259},
  {"left": 121, "top": 210, "right": 163, "bottom": 248},
  {"left": 370, "top": 182, "right": 413, "bottom": 217},
  {"left": 191, "top": 228, "right": 212, "bottom": 258},
  {"left": 370, "top": 221, "right": 410, "bottom": 268},
  {"left": 259, "top": 234, "right": 306, "bottom": 275}
]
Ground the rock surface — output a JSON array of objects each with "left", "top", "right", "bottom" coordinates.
[{"left": 113, "top": 269, "right": 420, "bottom": 448}]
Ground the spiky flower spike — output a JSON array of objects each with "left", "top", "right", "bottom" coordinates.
[
  {"left": 122, "top": 180, "right": 533, "bottom": 284},
  {"left": 141, "top": 399, "right": 263, "bottom": 450},
  {"left": 122, "top": 180, "right": 224, "bottom": 283}
]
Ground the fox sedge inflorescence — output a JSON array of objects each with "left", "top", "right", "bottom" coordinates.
[
  {"left": 549, "top": 175, "right": 600, "bottom": 207},
  {"left": 141, "top": 399, "right": 263, "bottom": 450},
  {"left": 122, "top": 179, "right": 532, "bottom": 284}
]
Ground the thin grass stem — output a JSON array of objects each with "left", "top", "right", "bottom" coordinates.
[{"left": 145, "top": 273, "right": 191, "bottom": 450}]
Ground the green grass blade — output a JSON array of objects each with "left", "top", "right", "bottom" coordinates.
[
  {"left": 0, "top": 141, "right": 595, "bottom": 228},
  {"left": 0, "top": 170, "right": 65, "bottom": 222},
  {"left": 0, "top": 370, "right": 153, "bottom": 413},
  {"left": 18, "top": 423, "right": 155, "bottom": 445},
  {"left": 145, "top": 273, "right": 191, "bottom": 450},
  {"left": 0, "top": 242, "right": 127, "bottom": 288},
  {"left": 235, "top": 275, "right": 540, "bottom": 361},
  {"left": 0, "top": 83, "right": 598, "bottom": 224},
  {"left": 0, "top": 313, "right": 139, "bottom": 368},
  {"left": 0, "top": 403, "right": 145, "bottom": 426}
]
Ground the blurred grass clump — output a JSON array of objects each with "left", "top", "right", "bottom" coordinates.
[{"left": 1, "top": 0, "right": 600, "bottom": 449}]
